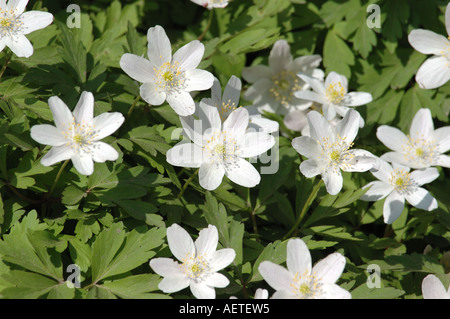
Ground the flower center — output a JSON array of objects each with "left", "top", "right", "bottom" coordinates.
[
  {"left": 320, "top": 134, "right": 355, "bottom": 172},
  {"left": 326, "top": 82, "right": 345, "bottom": 104},
  {"left": 180, "top": 253, "right": 211, "bottom": 283},
  {"left": 218, "top": 99, "right": 238, "bottom": 121},
  {"left": 154, "top": 61, "right": 186, "bottom": 93},
  {"left": 402, "top": 135, "right": 438, "bottom": 168},
  {"left": 291, "top": 270, "right": 323, "bottom": 299},
  {"left": 269, "top": 70, "right": 302, "bottom": 106},
  {"left": 0, "top": 9, "right": 23, "bottom": 38},
  {"left": 389, "top": 168, "right": 415, "bottom": 194},
  {"left": 62, "top": 118, "right": 98, "bottom": 154},
  {"left": 203, "top": 131, "right": 240, "bottom": 167}
]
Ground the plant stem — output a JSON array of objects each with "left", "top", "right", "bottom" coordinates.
[
  {"left": 0, "top": 50, "right": 12, "bottom": 82},
  {"left": 198, "top": 9, "right": 214, "bottom": 41},
  {"left": 283, "top": 179, "right": 323, "bottom": 240},
  {"left": 47, "top": 159, "right": 70, "bottom": 199},
  {"left": 127, "top": 95, "right": 141, "bottom": 118},
  {"left": 177, "top": 168, "right": 199, "bottom": 200},
  {"left": 247, "top": 188, "right": 260, "bottom": 242}
]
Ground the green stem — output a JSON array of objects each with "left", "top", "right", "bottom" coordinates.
[
  {"left": 47, "top": 159, "right": 70, "bottom": 199},
  {"left": 198, "top": 9, "right": 214, "bottom": 41},
  {"left": 127, "top": 95, "right": 141, "bottom": 118},
  {"left": 247, "top": 188, "right": 260, "bottom": 242},
  {"left": 0, "top": 50, "right": 12, "bottom": 82},
  {"left": 283, "top": 179, "right": 323, "bottom": 240},
  {"left": 177, "top": 168, "right": 199, "bottom": 200}
]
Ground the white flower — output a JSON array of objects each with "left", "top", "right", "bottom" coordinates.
[
  {"left": 377, "top": 108, "right": 450, "bottom": 169},
  {"left": 120, "top": 25, "right": 214, "bottom": 116},
  {"left": 360, "top": 159, "right": 439, "bottom": 224},
  {"left": 149, "top": 223, "right": 235, "bottom": 299},
  {"left": 421, "top": 274, "right": 450, "bottom": 299},
  {"left": 242, "top": 39, "right": 324, "bottom": 116},
  {"left": 30, "top": 92, "right": 124, "bottom": 176},
  {"left": 204, "top": 75, "right": 279, "bottom": 133},
  {"left": 189, "top": 0, "right": 229, "bottom": 9},
  {"left": 0, "top": 0, "right": 53, "bottom": 58},
  {"left": 229, "top": 288, "right": 269, "bottom": 299},
  {"left": 295, "top": 71, "right": 372, "bottom": 126},
  {"left": 407, "top": 3, "right": 450, "bottom": 89},
  {"left": 258, "top": 238, "right": 351, "bottom": 299},
  {"left": 166, "top": 102, "right": 275, "bottom": 191},
  {"left": 292, "top": 109, "right": 379, "bottom": 195}
]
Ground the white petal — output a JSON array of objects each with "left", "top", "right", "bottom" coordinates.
[
  {"left": 204, "top": 272, "right": 230, "bottom": 288},
  {"left": 360, "top": 181, "right": 393, "bottom": 201},
  {"left": 190, "top": 282, "right": 215, "bottom": 299},
  {"left": 294, "top": 90, "right": 328, "bottom": 105},
  {"left": 209, "top": 249, "right": 236, "bottom": 272},
  {"left": 415, "top": 56, "right": 450, "bottom": 89},
  {"left": 422, "top": 274, "right": 448, "bottom": 299},
  {"left": 92, "top": 112, "right": 124, "bottom": 140},
  {"left": 166, "top": 91, "right": 196, "bottom": 116},
  {"left": 435, "top": 154, "right": 450, "bottom": 168},
  {"left": 173, "top": 40, "right": 205, "bottom": 71},
  {"left": 181, "top": 102, "right": 221, "bottom": 145},
  {"left": 325, "top": 72, "right": 348, "bottom": 93},
  {"left": 405, "top": 187, "right": 438, "bottom": 211},
  {"left": 7, "top": 0, "right": 28, "bottom": 14},
  {"left": 30, "top": 124, "right": 65, "bottom": 146},
  {"left": 344, "top": 149, "right": 379, "bottom": 172},
  {"left": 222, "top": 75, "right": 242, "bottom": 107},
  {"left": 408, "top": 29, "right": 449, "bottom": 55},
  {"left": 7, "top": 35, "right": 33, "bottom": 58},
  {"left": 292, "top": 136, "right": 322, "bottom": 158},
  {"left": 410, "top": 167, "right": 439, "bottom": 186},
  {"left": 166, "top": 223, "right": 195, "bottom": 262},
  {"left": 120, "top": 53, "right": 156, "bottom": 83},
  {"left": 199, "top": 162, "right": 225, "bottom": 191},
  {"left": 335, "top": 109, "right": 360, "bottom": 143},
  {"left": 370, "top": 158, "right": 394, "bottom": 183},
  {"left": 90, "top": 142, "right": 119, "bottom": 163},
  {"left": 258, "top": 261, "right": 293, "bottom": 292},
  {"left": 284, "top": 109, "right": 308, "bottom": 132},
  {"left": 249, "top": 116, "right": 279, "bottom": 134},
  {"left": 286, "top": 239, "right": 311, "bottom": 276},
  {"left": 243, "top": 78, "right": 272, "bottom": 101},
  {"left": 195, "top": 225, "right": 218, "bottom": 257},
  {"left": 237, "top": 132, "right": 275, "bottom": 158},
  {"left": 342, "top": 92, "right": 372, "bottom": 106},
  {"left": 48, "top": 96, "right": 73, "bottom": 129},
  {"left": 271, "top": 290, "right": 297, "bottom": 299},
  {"left": 184, "top": 69, "right": 214, "bottom": 92},
  {"left": 225, "top": 158, "right": 260, "bottom": 188},
  {"left": 383, "top": 191, "right": 405, "bottom": 224},
  {"left": 410, "top": 108, "right": 434, "bottom": 141},
  {"left": 222, "top": 107, "right": 249, "bottom": 140},
  {"left": 380, "top": 152, "right": 412, "bottom": 168},
  {"left": 290, "top": 55, "right": 322, "bottom": 73},
  {"left": 254, "top": 288, "right": 269, "bottom": 299},
  {"left": 20, "top": 11, "right": 53, "bottom": 35},
  {"left": 139, "top": 82, "right": 166, "bottom": 105},
  {"left": 433, "top": 126, "right": 450, "bottom": 153},
  {"left": 297, "top": 74, "right": 326, "bottom": 96},
  {"left": 166, "top": 142, "right": 203, "bottom": 167},
  {"left": 147, "top": 25, "right": 172, "bottom": 68},
  {"left": 40, "top": 145, "right": 73, "bottom": 167},
  {"left": 322, "top": 169, "right": 343, "bottom": 195},
  {"left": 71, "top": 153, "right": 94, "bottom": 175},
  {"left": 73, "top": 91, "right": 94, "bottom": 124},
  {"left": 376, "top": 125, "right": 408, "bottom": 153},
  {"left": 269, "top": 39, "right": 293, "bottom": 73},
  {"left": 313, "top": 253, "right": 346, "bottom": 284},
  {"left": 158, "top": 275, "right": 190, "bottom": 293},
  {"left": 306, "top": 111, "right": 334, "bottom": 144},
  {"left": 241, "top": 65, "right": 273, "bottom": 83},
  {"left": 149, "top": 257, "right": 184, "bottom": 277},
  {"left": 320, "top": 283, "right": 352, "bottom": 299},
  {"left": 299, "top": 159, "right": 323, "bottom": 178}
]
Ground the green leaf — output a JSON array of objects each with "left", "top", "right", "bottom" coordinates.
[
  {"left": 250, "top": 240, "right": 288, "bottom": 282},
  {"left": 351, "top": 284, "right": 405, "bottom": 299},
  {"left": 323, "top": 28, "right": 355, "bottom": 78},
  {"left": 101, "top": 274, "right": 169, "bottom": 299}
]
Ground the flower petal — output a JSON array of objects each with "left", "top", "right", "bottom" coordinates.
[
  {"left": 258, "top": 261, "right": 293, "bottom": 292},
  {"left": 30, "top": 124, "right": 66, "bottom": 146},
  {"left": 284, "top": 109, "right": 308, "bottom": 132},
  {"left": 299, "top": 159, "right": 323, "bottom": 178},
  {"left": 48, "top": 96, "right": 73, "bottom": 129},
  {"left": 139, "top": 82, "right": 166, "bottom": 105},
  {"left": 166, "top": 91, "right": 196, "bottom": 116},
  {"left": 92, "top": 112, "right": 125, "bottom": 141},
  {"left": 166, "top": 223, "right": 195, "bottom": 262},
  {"left": 422, "top": 274, "right": 448, "bottom": 299},
  {"left": 243, "top": 78, "right": 273, "bottom": 102},
  {"left": 415, "top": 56, "right": 450, "bottom": 89},
  {"left": 435, "top": 154, "right": 450, "bottom": 168},
  {"left": 7, "top": 35, "right": 33, "bottom": 58},
  {"left": 120, "top": 53, "right": 156, "bottom": 84},
  {"left": 294, "top": 90, "right": 328, "bottom": 105},
  {"left": 204, "top": 272, "right": 230, "bottom": 288},
  {"left": 7, "top": 0, "right": 28, "bottom": 14},
  {"left": 147, "top": 25, "right": 172, "bottom": 68},
  {"left": 344, "top": 149, "right": 379, "bottom": 172},
  {"left": 73, "top": 91, "right": 94, "bottom": 124},
  {"left": 241, "top": 65, "right": 273, "bottom": 83},
  {"left": 297, "top": 74, "right": 326, "bottom": 96},
  {"left": 71, "top": 153, "right": 94, "bottom": 175},
  {"left": 335, "top": 109, "right": 360, "bottom": 143},
  {"left": 410, "top": 108, "right": 434, "bottom": 141},
  {"left": 376, "top": 125, "right": 408, "bottom": 153},
  {"left": 190, "top": 282, "right": 215, "bottom": 299},
  {"left": 159, "top": 275, "right": 191, "bottom": 294},
  {"left": 90, "top": 142, "right": 119, "bottom": 163},
  {"left": 286, "top": 239, "right": 311, "bottom": 276},
  {"left": 173, "top": 40, "right": 205, "bottom": 71},
  {"left": 222, "top": 75, "right": 242, "bottom": 108},
  {"left": 433, "top": 126, "right": 450, "bottom": 153},
  {"left": 320, "top": 283, "right": 352, "bottom": 299},
  {"left": 20, "top": 11, "right": 53, "bottom": 35},
  {"left": 313, "top": 253, "right": 346, "bottom": 284},
  {"left": 306, "top": 111, "right": 334, "bottom": 144},
  {"left": 209, "top": 249, "right": 236, "bottom": 272},
  {"left": 199, "top": 161, "right": 225, "bottom": 191},
  {"left": 408, "top": 29, "right": 449, "bottom": 55},
  {"left": 383, "top": 191, "right": 405, "bottom": 224},
  {"left": 322, "top": 169, "right": 343, "bottom": 195},
  {"left": 404, "top": 187, "right": 438, "bottom": 211},
  {"left": 325, "top": 72, "right": 348, "bottom": 93},
  {"left": 360, "top": 181, "right": 393, "bottom": 202},
  {"left": 222, "top": 107, "right": 249, "bottom": 140},
  {"left": 410, "top": 167, "right": 439, "bottom": 186},
  {"left": 166, "top": 142, "right": 203, "bottom": 168},
  {"left": 149, "top": 257, "right": 184, "bottom": 277},
  {"left": 269, "top": 39, "right": 293, "bottom": 73},
  {"left": 184, "top": 69, "right": 214, "bottom": 92},
  {"left": 292, "top": 136, "right": 322, "bottom": 158},
  {"left": 225, "top": 158, "right": 261, "bottom": 188},
  {"left": 237, "top": 132, "right": 275, "bottom": 158},
  {"left": 342, "top": 92, "right": 372, "bottom": 106},
  {"left": 195, "top": 224, "right": 218, "bottom": 257},
  {"left": 40, "top": 145, "right": 74, "bottom": 167}
]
